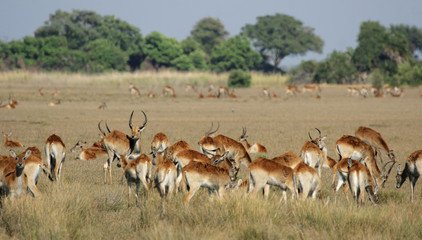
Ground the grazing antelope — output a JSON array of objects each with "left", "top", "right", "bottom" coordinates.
[
  {"left": 154, "top": 153, "right": 180, "bottom": 200},
  {"left": 129, "top": 83, "right": 141, "bottom": 97},
  {"left": 150, "top": 132, "right": 170, "bottom": 165},
  {"left": 0, "top": 150, "right": 31, "bottom": 198},
  {"left": 248, "top": 157, "right": 297, "bottom": 201},
  {"left": 3, "top": 132, "right": 23, "bottom": 148},
  {"left": 336, "top": 135, "right": 395, "bottom": 189},
  {"left": 70, "top": 140, "right": 107, "bottom": 161},
  {"left": 99, "top": 110, "right": 148, "bottom": 184},
  {"left": 198, "top": 123, "right": 252, "bottom": 168},
  {"left": 285, "top": 85, "right": 299, "bottom": 96},
  {"left": 294, "top": 162, "right": 322, "bottom": 200},
  {"left": 19, "top": 147, "right": 51, "bottom": 197},
  {"left": 98, "top": 102, "right": 107, "bottom": 110},
  {"left": 238, "top": 127, "right": 267, "bottom": 154},
  {"left": 165, "top": 140, "right": 190, "bottom": 163},
  {"left": 45, "top": 134, "right": 66, "bottom": 181},
  {"left": 0, "top": 100, "right": 15, "bottom": 109},
  {"left": 182, "top": 158, "right": 237, "bottom": 204},
  {"left": 355, "top": 126, "right": 395, "bottom": 164},
  {"left": 300, "top": 128, "right": 327, "bottom": 176},
  {"left": 396, "top": 150, "right": 422, "bottom": 202},
  {"left": 173, "top": 149, "right": 212, "bottom": 167},
  {"left": 347, "top": 158, "right": 378, "bottom": 205},
  {"left": 48, "top": 99, "right": 61, "bottom": 107},
  {"left": 118, "top": 153, "right": 152, "bottom": 206},
  {"left": 38, "top": 88, "right": 44, "bottom": 97},
  {"left": 370, "top": 86, "right": 380, "bottom": 96},
  {"left": 185, "top": 83, "right": 196, "bottom": 92},
  {"left": 162, "top": 86, "right": 176, "bottom": 97}
]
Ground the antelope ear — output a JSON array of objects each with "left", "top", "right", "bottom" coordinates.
[
  {"left": 10, "top": 149, "right": 16, "bottom": 158},
  {"left": 25, "top": 150, "right": 32, "bottom": 158},
  {"left": 321, "top": 137, "right": 326, "bottom": 141}
]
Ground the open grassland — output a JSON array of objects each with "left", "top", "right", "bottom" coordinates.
[{"left": 0, "top": 71, "right": 422, "bottom": 239}]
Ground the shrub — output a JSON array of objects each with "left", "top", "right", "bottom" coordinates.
[{"left": 228, "top": 69, "right": 251, "bottom": 88}]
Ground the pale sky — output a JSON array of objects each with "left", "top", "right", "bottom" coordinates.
[{"left": 1, "top": 0, "right": 422, "bottom": 67}]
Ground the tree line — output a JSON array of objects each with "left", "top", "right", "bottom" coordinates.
[{"left": 0, "top": 9, "right": 421, "bottom": 86}]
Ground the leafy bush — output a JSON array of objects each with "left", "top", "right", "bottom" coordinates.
[{"left": 228, "top": 69, "right": 251, "bottom": 88}]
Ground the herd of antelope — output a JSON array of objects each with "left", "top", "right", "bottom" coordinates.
[
  {"left": 347, "top": 85, "right": 404, "bottom": 98},
  {"left": 2, "top": 110, "right": 421, "bottom": 207}
]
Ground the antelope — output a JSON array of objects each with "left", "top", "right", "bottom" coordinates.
[
  {"left": 347, "top": 87, "right": 360, "bottom": 96},
  {"left": 173, "top": 149, "right": 212, "bottom": 167},
  {"left": 98, "top": 102, "right": 107, "bottom": 110},
  {"left": 45, "top": 134, "right": 66, "bottom": 181},
  {"left": 0, "top": 100, "right": 15, "bottom": 109},
  {"left": 150, "top": 132, "right": 170, "bottom": 165},
  {"left": 182, "top": 157, "right": 237, "bottom": 204},
  {"left": 272, "top": 151, "right": 302, "bottom": 169},
  {"left": 99, "top": 110, "right": 147, "bottom": 184},
  {"left": 70, "top": 140, "right": 107, "bottom": 161},
  {"left": 8, "top": 95, "right": 18, "bottom": 105},
  {"left": 118, "top": 153, "right": 152, "bottom": 206},
  {"left": 198, "top": 92, "right": 204, "bottom": 99},
  {"left": 206, "top": 93, "right": 217, "bottom": 98},
  {"left": 185, "top": 83, "right": 196, "bottom": 92},
  {"left": 336, "top": 135, "right": 395, "bottom": 189},
  {"left": 229, "top": 89, "right": 237, "bottom": 98},
  {"left": 0, "top": 150, "right": 31, "bottom": 198},
  {"left": 270, "top": 92, "right": 278, "bottom": 99},
  {"left": 48, "top": 99, "right": 61, "bottom": 107},
  {"left": 198, "top": 122, "right": 252, "bottom": 169},
  {"left": 360, "top": 86, "right": 368, "bottom": 98},
  {"left": 154, "top": 150, "right": 181, "bottom": 200},
  {"left": 355, "top": 126, "right": 395, "bottom": 164},
  {"left": 165, "top": 140, "right": 190, "bottom": 163},
  {"left": 370, "top": 86, "right": 380, "bottom": 96},
  {"left": 218, "top": 86, "right": 230, "bottom": 96},
  {"left": 19, "top": 147, "right": 51, "bottom": 197},
  {"left": 162, "top": 86, "right": 176, "bottom": 97},
  {"left": 129, "top": 83, "right": 141, "bottom": 97},
  {"left": 347, "top": 158, "right": 378, "bottom": 205},
  {"left": 51, "top": 89, "right": 60, "bottom": 97},
  {"left": 208, "top": 83, "right": 215, "bottom": 92},
  {"left": 390, "top": 91, "right": 403, "bottom": 97},
  {"left": 262, "top": 88, "right": 270, "bottom": 98},
  {"left": 3, "top": 132, "right": 23, "bottom": 148},
  {"left": 285, "top": 85, "right": 299, "bottom": 95},
  {"left": 147, "top": 91, "right": 156, "bottom": 98},
  {"left": 294, "top": 161, "right": 322, "bottom": 200},
  {"left": 248, "top": 157, "right": 297, "bottom": 201},
  {"left": 384, "top": 86, "right": 392, "bottom": 95},
  {"left": 300, "top": 128, "right": 327, "bottom": 176},
  {"left": 396, "top": 150, "right": 422, "bottom": 202},
  {"left": 38, "top": 88, "right": 44, "bottom": 97},
  {"left": 238, "top": 127, "right": 267, "bottom": 154},
  {"left": 302, "top": 84, "right": 321, "bottom": 94}
]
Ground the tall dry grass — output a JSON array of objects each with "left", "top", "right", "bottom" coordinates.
[{"left": 0, "top": 71, "right": 421, "bottom": 239}]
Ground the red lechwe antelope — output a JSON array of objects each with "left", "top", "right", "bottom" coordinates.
[
  {"left": 98, "top": 102, "right": 107, "bottom": 110},
  {"left": 165, "top": 140, "right": 190, "bottom": 163},
  {"left": 99, "top": 110, "right": 147, "bottom": 184},
  {"left": 347, "top": 158, "right": 378, "bottom": 205},
  {"left": 162, "top": 86, "right": 176, "bottom": 97},
  {"left": 302, "top": 84, "right": 321, "bottom": 94},
  {"left": 45, "top": 134, "right": 66, "bottom": 181},
  {"left": 336, "top": 135, "right": 395, "bottom": 189},
  {"left": 19, "top": 147, "right": 51, "bottom": 197},
  {"left": 118, "top": 153, "right": 152, "bottom": 206},
  {"left": 153, "top": 149, "right": 181, "bottom": 200},
  {"left": 150, "top": 132, "right": 170, "bottom": 165},
  {"left": 355, "top": 126, "right": 395, "bottom": 164},
  {"left": 0, "top": 100, "right": 15, "bottom": 109},
  {"left": 70, "top": 140, "right": 107, "bottom": 161},
  {"left": 48, "top": 99, "right": 61, "bottom": 107},
  {"left": 0, "top": 149, "right": 31, "bottom": 198},
  {"left": 396, "top": 150, "right": 422, "bottom": 202},
  {"left": 238, "top": 127, "right": 267, "bottom": 154},
  {"left": 129, "top": 83, "right": 141, "bottom": 97},
  {"left": 3, "top": 132, "right": 23, "bottom": 148},
  {"left": 285, "top": 85, "right": 299, "bottom": 96},
  {"left": 300, "top": 128, "right": 328, "bottom": 176}
]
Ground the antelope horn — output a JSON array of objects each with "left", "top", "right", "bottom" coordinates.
[
  {"left": 129, "top": 110, "right": 134, "bottom": 130},
  {"left": 105, "top": 121, "right": 111, "bottom": 133},
  {"left": 241, "top": 127, "right": 247, "bottom": 138},
  {"left": 205, "top": 122, "right": 214, "bottom": 136},
  {"left": 140, "top": 110, "right": 148, "bottom": 129},
  {"left": 205, "top": 122, "right": 220, "bottom": 136},
  {"left": 381, "top": 160, "right": 396, "bottom": 178},
  {"left": 308, "top": 132, "right": 314, "bottom": 142},
  {"left": 98, "top": 121, "right": 106, "bottom": 136},
  {"left": 315, "top": 128, "right": 322, "bottom": 138}
]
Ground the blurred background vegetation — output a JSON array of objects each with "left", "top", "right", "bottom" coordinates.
[{"left": 1, "top": 10, "right": 421, "bottom": 87}]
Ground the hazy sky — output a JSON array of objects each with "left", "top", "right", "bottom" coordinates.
[{"left": 1, "top": 0, "right": 422, "bottom": 67}]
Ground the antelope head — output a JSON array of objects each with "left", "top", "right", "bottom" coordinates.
[
  {"left": 308, "top": 128, "right": 326, "bottom": 150},
  {"left": 238, "top": 127, "right": 248, "bottom": 142},
  {"left": 70, "top": 140, "right": 86, "bottom": 153},
  {"left": 10, "top": 149, "right": 31, "bottom": 176},
  {"left": 396, "top": 164, "right": 406, "bottom": 189},
  {"left": 129, "top": 110, "right": 148, "bottom": 140},
  {"left": 198, "top": 122, "right": 220, "bottom": 157}
]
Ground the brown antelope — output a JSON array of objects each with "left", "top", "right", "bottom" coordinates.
[
  {"left": 3, "top": 132, "right": 23, "bottom": 148},
  {"left": 294, "top": 161, "right": 322, "bottom": 200},
  {"left": 302, "top": 84, "right": 321, "bottom": 94},
  {"left": 198, "top": 92, "right": 204, "bottom": 99},
  {"left": 150, "top": 132, "right": 170, "bottom": 165},
  {"left": 129, "top": 83, "right": 141, "bottom": 97},
  {"left": 229, "top": 89, "right": 237, "bottom": 98},
  {"left": 198, "top": 122, "right": 252, "bottom": 168},
  {"left": 45, "top": 134, "right": 66, "bottom": 181},
  {"left": 347, "top": 158, "right": 378, "bottom": 205},
  {"left": 185, "top": 83, "right": 196, "bottom": 92},
  {"left": 99, "top": 110, "right": 147, "bottom": 184},
  {"left": 262, "top": 88, "right": 270, "bottom": 98},
  {"left": 118, "top": 153, "right": 152, "bottom": 206},
  {"left": 165, "top": 140, "right": 190, "bottom": 163},
  {"left": 0, "top": 150, "right": 31, "bottom": 198},
  {"left": 384, "top": 86, "right": 392, "bottom": 95},
  {"left": 390, "top": 91, "right": 403, "bottom": 97},
  {"left": 8, "top": 95, "right": 18, "bottom": 105},
  {"left": 218, "top": 86, "right": 230, "bottom": 96},
  {"left": 48, "top": 99, "right": 61, "bottom": 107},
  {"left": 162, "top": 86, "right": 176, "bottom": 97},
  {"left": 19, "top": 147, "right": 51, "bottom": 197},
  {"left": 355, "top": 126, "right": 395, "bottom": 164},
  {"left": 272, "top": 151, "right": 302, "bottom": 169},
  {"left": 147, "top": 91, "right": 156, "bottom": 98},
  {"left": 206, "top": 93, "right": 217, "bottom": 98},
  {"left": 173, "top": 149, "right": 212, "bottom": 167},
  {"left": 396, "top": 150, "right": 422, "bottom": 202},
  {"left": 154, "top": 149, "right": 181, "bottom": 200},
  {"left": 208, "top": 83, "right": 215, "bottom": 92},
  {"left": 0, "top": 100, "right": 15, "bottom": 109},
  {"left": 98, "top": 102, "right": 107, "bottom": 110},
  {"left": 285, "top": 85, "right": 299, "bottom": 95},
  {"left": 336, "top": 135, "right": 395, "bottom": 189},
  {"left": 51, "top": 89, "right": 60, "bottom": 97},
  {"left": 347, "top": 86, "right": 360, "bottom": 96},
  {"left": 38, "top": 88, "right": 44, "bottom": 97},
  {"left": 360, "top": 86, "right": 368, "bottom": 98},
  {"left": 300, "top": 128, "right": 327, "bottom": 176},
  {"left": 248, "top": 157, "right": 297, "bottom": 201},
  {"left": 182, "top": 158, "right": 237, "bottom": 204},
  {"left": 238, "top": 127, "right": 267, "bottom": 154},
  {"left": 70, "top": 140, "right": 107, "bottom": 161}
]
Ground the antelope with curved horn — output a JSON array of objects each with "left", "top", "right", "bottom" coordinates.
[
  {"left": 336, "top": 135, "right": 396, "bottom": 189},
  {"left": 0, "top": 149, "right": 31, "bottom": 198},
  {"left": 396, "top": 150, "right": 422, "bottom": 202},
  {"left": 99, "top": 110, "right": 148, "bottom": 184},
  {"left": 238, "top": 127, "right": 267, "bottom": 154},
  {"left": 355, "top": 126, "right": 395, "bottom": 164},
  {"left": 300, "top": 128, "right": 327, "bottom": 176},
  {"left": 0, "top": 100, "right": 15, "bottom": 109},
  {"left": 3, "top": 132, "right": 23, "bottom": 148},
  {"left": 45, "top": 134, "right": 66, "bottom": 182}
]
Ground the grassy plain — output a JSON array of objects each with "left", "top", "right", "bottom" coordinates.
[{"left": 0, "top": 71, "right": 422, "bottom": 239}]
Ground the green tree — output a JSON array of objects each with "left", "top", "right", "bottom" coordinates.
[
  {"left": 390, "top": 24, "right": 422, "bottom": 58},
  {"left": 144, "top": 32, "right": 182, "bottom": 70},
  {"left": 84, "top": 39, "right": 127, "bottom": 72},
  {"left": 289, "top": 60, "right": 317, "bottom": 84},
  {"left": 242, "top": 13, "right": 323, "bottom": 72},
  {"left": 228, "top": 69, "right": 251, "bottom": 88},
  {"left": 209, "top": 35, "right": 261, "bottom": 72},
  {"left": 190, "top": 17, "right": 228, "bottom": 55},
  {"left": 314, "top": 50, "right": 358, "bottom": 84}
]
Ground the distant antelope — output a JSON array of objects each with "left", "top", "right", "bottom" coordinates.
[
  {"left": 3, "top": 132, "right": 23, "bottom": 148},
  {"left": 285, "top": 85, "right": 299, "bottom": 95},
  {"left": 238, "top": 127, "right": 267, "bottom": 154},
  {"left": 218, "top": 86, "right": 230, "bottom": 96},
  {"left": 0, "top": 100, "right": 15, "bottom": 109},
  {"left": 147, "top": 91, "right": 156, "bottom": 98},
  {"left": 51, "top": 89, "right": 60, "bottom": 97},
  {"left": 150, "top": 132, "right": 170, "bottom": 165},
  {"left": 98, "top": 102, "right": 107, "bottom": 110},
  {"left": 48, "top": 99, "right": 61, "bottom": 107},
  {"left": 45, "top": 134, "right": 66, "bottom": 181},
  {"left": 198, "top": 92, "right": 204, "bottom": 99},
  {"left": 396, "top": 150, "right": 422, "bottom": 202},
  {"left": 129, "top": 83, "right": 141, "bottom": 97},
  {"left": 229, "top": 89, "right": 237, "bottom": 98},
  {"left": 38, "top": 88, "right": 44, "bottom": 97},
  {"left": 185, "top": 83, "right": 196, "bottom": 92},
  {"left": 208, "top": 83, "right": 215, "bottom": 92},
  {"left": 262, "top": 88, "right": 270, "bottom": 98},
  {"left": 302, "top": 84, "right": 321, "bottom": 94},
  {"left": 370, "top": 86, "right": 380, "bottom": 96},
  {"left": 336, "top": 135, "right": 396, "bottom": 189},
  {"left": 390, "top": 91, "right": 403, "bottom": 97},
  {"left": 99, "top": 111, "right": 147, "bottom": 184},
  {"left": 355, "top": 126, "right": 395, "bottom": 164},
  {"left": 118, "top": 153, "right": 152, "bottom": 206},
  {"left": 347, "top": 158, "right": 378, "bottom": 205},
  {"left": 360, "top": 87, "right": 368, "bottom": 98},
  {"left": 162, "top": 86, "right": 176, "bottom": 97},
  {"left": 70, "top": 140, "right": 107, "bottom": 161},
  {"left": 300, "top": 128, "right": 327, "bottom": 176},
  {"left": 206, "top": 93, "right": 217, "bottom": 98},
  {"left": 19, "top": 147, "right": 51, "bottom": 197},
  {"left": 0, "top": 149, "right": 31, "bottom": 198},
  {"left": 347, "top": 87, "right": 360, "bottom": 96},
  {"left": 8, "top": 95, "right": 18, "bottom": 105}
]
